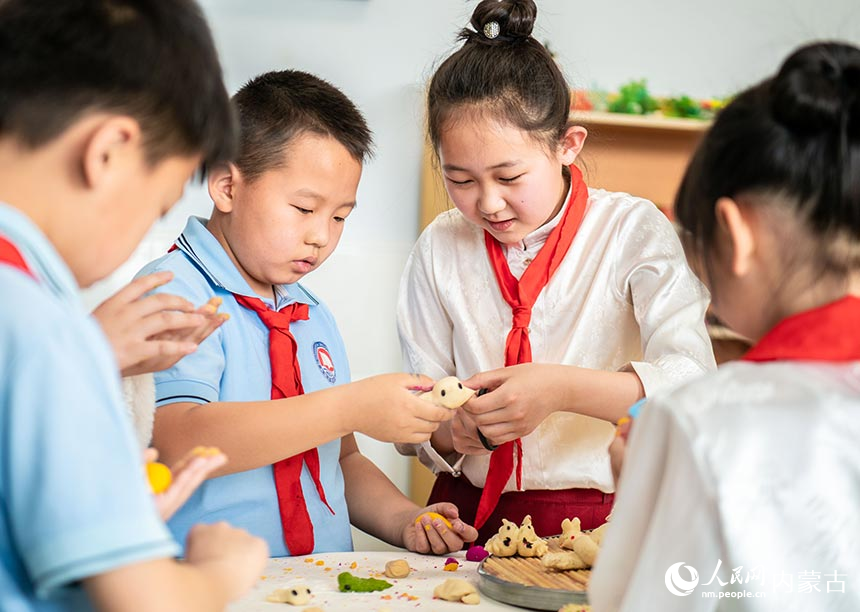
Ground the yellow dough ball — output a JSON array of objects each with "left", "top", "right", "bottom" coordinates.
[
  {"left": 415, "top": 512, "right": 453, "bottom": 529},
  {"left": 146, "top": 461, "right": 172, "bottom": 494}
]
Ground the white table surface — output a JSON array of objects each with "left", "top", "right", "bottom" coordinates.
[{"left": 229, "top": 549, "right": 531, "bottom": 611}]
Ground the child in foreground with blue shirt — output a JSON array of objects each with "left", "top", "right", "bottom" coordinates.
[{"left": 0, "top": 1, "right": 268, "bottom": 610}]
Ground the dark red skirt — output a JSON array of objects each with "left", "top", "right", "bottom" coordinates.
[{"left": 428, "top": 471, "right": 614, "bottom": 544}]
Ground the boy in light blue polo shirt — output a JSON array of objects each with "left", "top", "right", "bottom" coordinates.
[
  {"left": 0, "top": 1, "right": 266, "bottom": 610},
  {"left": 142, "top": 70, "right": 479, "bottom": 557}
]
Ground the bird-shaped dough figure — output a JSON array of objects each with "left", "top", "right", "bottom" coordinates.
[
  {"left": 484, "top": 518, "right": 519, "bottom": 557},
  {"left": 515, "top": 515, "right": 548, "bottom": 557},
  {"left": 420, "top": 376, "right": 475, "bottom": 409}
]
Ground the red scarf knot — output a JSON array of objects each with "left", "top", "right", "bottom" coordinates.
[{"left": 473, "top": 166, "right": 590, "bottom": 530}]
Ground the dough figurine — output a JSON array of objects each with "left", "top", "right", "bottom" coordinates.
[
  {"left": 266, "top": 585, "right": 312, "bottom": 605},
  {"left": 541, "top": 550, "right": 588, "bottom": 571},
  {"left": 433, "top": 578, "right": 480, "bottom": 605},
  {"left": 543, "top": 517, "right": 608, "bottom": 570},
  {"left": 337, "top": 572, "right": 393, "bottom": 593},
  {"left": 516, "top": 515, "right": 548, "bottom": 557},
  {"left": 559, "top": 517, "right": 582, "bottom": 550},
  {"left": 484, "top": 518, "right": 519, "bottom": 557},
  {"left": 383, "top": 559, "right": 411, "bottom": 579},
  {"left": 443, "top": 557, "right": 459, "bottom": 571},
  {"left": 420, "top": 376, "right": 475, "bottom": 409},
  {"left": 562, "top": 517, "right": 607, "bottom": 565}
]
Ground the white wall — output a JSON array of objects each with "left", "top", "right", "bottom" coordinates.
[{"left": 84, "top": 0, "right": 859, "bottom": 550}]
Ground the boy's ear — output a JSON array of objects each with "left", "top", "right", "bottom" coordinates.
[
  {"left": 207, "top": 162, "right": 239, "bottom": 213},
  {"left": 558, "top": 125, "right": 588, "bottom": 166},
  {"left": 715, "top": 196, "right": 756, "bottom": 276},
  {"left": 81, "top": 116, "right": 142, "bottom": 189}
]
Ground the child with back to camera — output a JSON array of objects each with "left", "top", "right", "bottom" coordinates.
[
  {"left": 0, "top": 1, "right": 268, "bottom": 610},
  {"left": 396, "top": 0, "right": 717, "bottom": 542},
  {"left": 591, "top": 41, "right": 860, "bottom": 611}
]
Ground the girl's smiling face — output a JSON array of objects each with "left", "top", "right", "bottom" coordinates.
[{"left": 437, "top": 111, "right": 585, "bottom": 246}]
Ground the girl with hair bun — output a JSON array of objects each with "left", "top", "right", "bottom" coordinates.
[
  {"left": 591, "top": 41, "right": 860, "bottom": 609},
  {"left": 396, "top": 0, "right": 716, "bottom": 542}
]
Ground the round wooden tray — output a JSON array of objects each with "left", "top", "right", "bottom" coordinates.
[{"left": 476, "top": 537, "right": 590, "bottom": 610}]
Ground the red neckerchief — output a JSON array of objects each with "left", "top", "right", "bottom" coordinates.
[
  {"left": 0, "top": 235, "right": 35, "bottom": 278},
  {"left": 474, "top": 165, "right": 590, "bottom": 530},
  {"left": 233, "top": 295, "right": 334, "bottom": 556},
  {"left": 168, "top": 241, "right": 334, "bottom": 555},
  {"left": 743, "top": 295, "right": 860, "bottom": 362}
]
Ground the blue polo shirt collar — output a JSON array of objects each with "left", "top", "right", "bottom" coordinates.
[
  {"left": 173, "top": 216, "right": 316, "bottom": 309},
  {"left": 0, "top": 203, "right": 79, "bottom": 301}
]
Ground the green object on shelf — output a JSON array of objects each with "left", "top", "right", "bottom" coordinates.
[
  {"left": 661, "top": 95, "right": 704, "bottom": 119},
  {"left": 608, "top": 79, "right": 659, "bottom": 115},
  {"left": 337, "top": 572, "right": 393, "bottom": 593}
]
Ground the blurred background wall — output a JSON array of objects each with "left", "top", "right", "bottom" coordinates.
[{"left": 83, "top": 0, "right": 860, "bottom": 549}]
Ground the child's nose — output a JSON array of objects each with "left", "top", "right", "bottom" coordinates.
[
  {"left": 477, "top": 188, "right": 506, "bottom": 216},
  {"left": 305, "top": 220, "right": 329, "bottom": 248}
]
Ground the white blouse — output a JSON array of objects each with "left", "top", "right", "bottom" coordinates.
[
  {"left": 396, "top": 189, "right": 716, "bottom": 493},
  {"left": 590, "top": 361, "right": 860, "bottom": 611}
]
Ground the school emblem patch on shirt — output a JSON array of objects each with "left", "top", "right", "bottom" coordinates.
[{"left": 313, "top": 341, "right": 336, "bottom": 383}]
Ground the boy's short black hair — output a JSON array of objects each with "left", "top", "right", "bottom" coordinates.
[
  {"left": 0, "top": 0, "right": 236, "bottom": 168},
  {"left": 232, "top": 70, "right": 373, "bottom": 182}
]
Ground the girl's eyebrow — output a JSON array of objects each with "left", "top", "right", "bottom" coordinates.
[
  {"left": 293, "top": 188, "right": 324, "bottom": 201},
  {"left": 443, "top": 160, "right": 523, "bottom": 172}
]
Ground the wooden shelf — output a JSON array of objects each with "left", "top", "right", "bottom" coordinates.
[
  {"left": 568, "top": 110, "right": 710, "bottom": 212},
  {"left": 574, "top": 110, "right": 712, "bottom": 132}
]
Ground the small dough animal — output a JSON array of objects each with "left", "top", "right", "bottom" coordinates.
[
  {"left": 266, "top": 585, "right": 312, "bottom": 605},
  {"left": 543, "top": 517, "right": 609, "bottom": 570},
  {"left": 337, "top": 572, "right": 392, "bottom": 593},
  {"left": 384, "top": 559, "right": 411, "bottom": 579},
  {"left": 516, "top": 515, "right": 548, "bottom": 557},
  {"left": 484, "top": 518, "right": 519, "bottom": 557},
  {"left": 433, "top": 578, "right": 480, "bottom": 605},
  {"left": 541, "top": 550, "right": 588, "bottom": 571},
  {"left": 420, "top": 376, "right": 475, "bottom": 409}
]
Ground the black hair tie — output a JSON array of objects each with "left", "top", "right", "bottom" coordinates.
[{"left": 475, "top": 388, "right": 499, "bottom": 451}]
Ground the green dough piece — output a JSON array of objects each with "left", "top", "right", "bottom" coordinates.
[{"left": 337, "top": 572, "right": 393, "bottom": 593}]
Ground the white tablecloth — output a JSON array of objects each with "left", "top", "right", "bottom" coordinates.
[{"left": 229, "top": 550, "right": 528, "bottom": 611}]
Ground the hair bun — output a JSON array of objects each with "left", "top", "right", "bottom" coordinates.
[
  {"left": 465, "top": 0, "right": 537, "bottom": 43},
  {"left": 771, "top": 42, "right": 860, "bottom": 133}
]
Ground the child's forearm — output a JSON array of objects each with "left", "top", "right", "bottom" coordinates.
[
  {"left": 552, "top": 365, "right": 644, "bottom": 423},
  {"left": 341, "top": 437, "right": 417, "bottom": 548},
  {"left": 153, "top": 385, "right": 355, "bottom": 476},
  {"left": 84, "top": 558, "right": 240, "bottom": 612}
]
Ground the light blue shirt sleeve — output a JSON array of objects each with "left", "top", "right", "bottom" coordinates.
[
  {"left": 1, "top": 276, "right": 179, "bottom": 600},
  {"left": 136, "top": 260, "right": 226, "bottom": 407}
]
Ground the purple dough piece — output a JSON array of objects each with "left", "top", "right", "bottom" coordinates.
[{"left": 466, "top": 546, "right": 489, "bottom": 562}]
